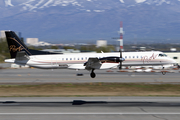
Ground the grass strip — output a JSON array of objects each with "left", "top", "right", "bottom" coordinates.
[{"left": 0, "top": 83, "right": 180, "bottom": 97}]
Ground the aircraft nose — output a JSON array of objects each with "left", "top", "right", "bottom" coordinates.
[{"left": 171, "top": 58, "right": 177, "bottom": 64}]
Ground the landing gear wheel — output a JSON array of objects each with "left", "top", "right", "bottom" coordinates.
[
  {"left": 90, "top": 72, "right": 96, "bottom": 78},
  {"left": 162, "top": 71, "right": 166, "bottom": 75},
  {"left": 90, "top": 69, "right": 96, "bottom": 78}
]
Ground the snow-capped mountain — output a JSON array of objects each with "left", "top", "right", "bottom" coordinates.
[
  {"left": 1, "top": 0, "right": 180, "bottom": 43},
  {"left": 3, "top": 0, "right": 177, "bottom": 11},
  {"left": 120, "top": 0, "right": 171, "bottom": 5}
]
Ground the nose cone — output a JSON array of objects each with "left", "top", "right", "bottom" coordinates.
[
  {"left": 120, "top": 58, "right": 125, "bottom": 61},
  {"left": 169, "top": 57, "right": 177, "bottom": 64}
]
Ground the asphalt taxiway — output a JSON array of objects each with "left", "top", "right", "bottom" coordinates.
[
  {"left": 0, "top": 97, "right": 180, "bottom": 120},
  {"left": 0, "top": 68, "right": 179, "bottom": 84}
]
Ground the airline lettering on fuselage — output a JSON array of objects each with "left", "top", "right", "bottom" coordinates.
[{"left": 141, "top": 53, "right": 158, "bottom": 63}]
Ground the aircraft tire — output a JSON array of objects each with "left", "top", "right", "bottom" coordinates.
[
  {"left": 162, "top": 71, "right": 166, "bottom": 75},
  {"left": 90, "top": 72, "right": 96, "bottom": 78}
]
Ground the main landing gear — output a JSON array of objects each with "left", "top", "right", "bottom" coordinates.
[{"left": 90, "top": 69, "right": 96, "bottom": 78}]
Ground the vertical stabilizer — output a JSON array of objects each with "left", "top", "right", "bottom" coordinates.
[{"left": 5, "top": 31, "right": 31, "bottom": 58}]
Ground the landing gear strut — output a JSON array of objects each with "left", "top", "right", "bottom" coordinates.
[
  {"left": 90, "top": 69, "right": 96, "bottom": 78},
  {"left": 162, "top": 67, "right": 166, "bottom": 75}
]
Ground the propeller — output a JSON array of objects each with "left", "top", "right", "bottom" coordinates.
[{"left": 119, "top": 49, "right": 123, "bottom": 70}]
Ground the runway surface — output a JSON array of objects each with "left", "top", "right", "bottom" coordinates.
[
  {"left": 0, "top": 97, "right": 180, "bottom": 120},
  {"left": 0, "top": 68, "right": 180, "bottom": 119},
  {"left": 0, "top": 68, "right": 179, "bottom": 84}
]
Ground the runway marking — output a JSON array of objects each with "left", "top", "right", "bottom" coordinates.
[{"left": 0, "top": 113, "right": 180, "bottom": 115}]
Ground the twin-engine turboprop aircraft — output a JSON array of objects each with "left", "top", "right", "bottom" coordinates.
[{"left": 4, "top": 31, "right": 177, "bottom": 78}]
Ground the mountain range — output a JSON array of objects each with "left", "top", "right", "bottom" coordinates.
[{"left": 0, "top": 0, "right": 180, "bottom": 44}]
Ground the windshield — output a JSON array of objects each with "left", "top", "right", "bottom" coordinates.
[{"left": 158, "top": 54, "right": 167, "bottom": 57}]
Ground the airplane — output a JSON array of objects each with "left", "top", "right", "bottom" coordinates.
[{"left": 4, "top": 31, "right": 177, "bottom": 78}]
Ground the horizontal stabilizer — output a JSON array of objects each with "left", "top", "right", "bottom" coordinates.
[{"left": 15, "top": 51, "right": 30, "bottom": 61}]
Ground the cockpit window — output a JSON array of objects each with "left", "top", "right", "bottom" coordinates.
[
  {"left": 163, "top": 54, "right": 167, "bottom": 57},
  {"left": 159, "top": 54, "right": 167, "bottom": 57},
  {"left": 159, "top": 54, "right": 163, "bottom": 57}
]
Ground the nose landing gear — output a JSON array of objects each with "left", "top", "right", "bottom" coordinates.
[
  {"left": 161, "top": 67, "right": 166, "bottom": 75},
  {"left": 162, "top": 71, "right": 166, "bottom": 75}
]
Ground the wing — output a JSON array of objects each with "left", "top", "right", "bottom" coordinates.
[
  {"left": 84, "top": 57, "right": 102, "bottom": 70},
  {"left": 68, "top": 57, "right": 101, "bottom": 70},
  {"left": 85, "top": 57, "right": 119, "bottom": 70},
  {"left": 68, "top": 57, "right": 119, "bottom": 70}
]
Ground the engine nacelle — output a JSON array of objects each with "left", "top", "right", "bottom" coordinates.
[{"left": 99, "top": 57, "right": 125, "bottom": 63}]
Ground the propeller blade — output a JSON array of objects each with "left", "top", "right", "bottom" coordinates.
[
  {"left": 119, "top": 49, "right": 122, "bottom": 70},
  {"left": 119, "top": 61, "right": 122, "bottom": 70},
  {"left": 120, "top": 49, "right": 122, "bottom": 58}
]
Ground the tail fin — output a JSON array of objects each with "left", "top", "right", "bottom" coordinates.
[
  {"left": 5, "top": 31, "right": 31, "bottom": 58},
  {"left": 5, "top": 31, "right": 60, "bottom": 58}
]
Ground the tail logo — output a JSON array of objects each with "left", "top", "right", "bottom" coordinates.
[
  {"left": 9, "top": 45, "right": 23, "bottom": 52},
  {"left": 8, "top": 37, "right": 32, "bottom": 55}
]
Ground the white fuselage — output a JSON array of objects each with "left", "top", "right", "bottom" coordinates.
[{"left": 5, "top": 51, "right": 177, "bottom": 70}]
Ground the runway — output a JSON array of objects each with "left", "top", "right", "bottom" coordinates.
[
  {"left": 0, "top": 97, "right": 180, "bottom": 120},
  {"left": 0, "top": 68, "right": 180, "bottom": 119},
  {"left": 0, "top": 68, "right": 179, "bottom": 83}
]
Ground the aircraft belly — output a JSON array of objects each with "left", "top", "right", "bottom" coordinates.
[
  {"left": 68, "top": 64, "right": 85, "bottom": 70},
  {"left": 99, "top": 63, "right": 119, "bottom": 69},
  {"left": 122, "top": 60, "right": 171, "bottom": 66},
  {"left": 28, "top": 64, "right": 68, "bottom": 69}
]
